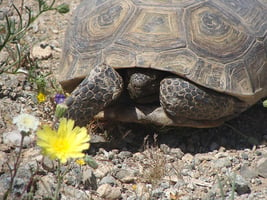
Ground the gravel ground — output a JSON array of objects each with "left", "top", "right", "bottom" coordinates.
[{"left": 1, "top": 0, "right": 267, "bottom": 199}]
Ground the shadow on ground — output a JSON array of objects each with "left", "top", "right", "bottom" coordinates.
[{"left": 90, "top": 101, "right": 267, "bottom": 154}]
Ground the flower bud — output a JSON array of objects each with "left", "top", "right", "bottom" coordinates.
[
  {"left": 84, "top": 155, "right": 98, "bottom": 169},
  {"left": 55, "top": 104, "right": 68, "bottom": 119}
]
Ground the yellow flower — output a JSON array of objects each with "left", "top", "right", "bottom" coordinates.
[
  {"left": 132, "top": 184, "right": 137, "bottom": 190},
  {"left": 37, "top": 118, "right": 90, "bottom": 163},
  {"left": 76, "top": 158, "right": 86, "bottom": 166},
  {"left": 37, "top": 92, "right": 46, "bottom": 103}
]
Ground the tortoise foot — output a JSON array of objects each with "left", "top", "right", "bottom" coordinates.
[
  {"left": 65, "top": 64, "right": 123, "bottom": 126},
  {"left": 160, "top": 77, "right": 247, "bottom": 122}
]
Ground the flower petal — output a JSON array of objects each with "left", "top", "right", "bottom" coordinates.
[{"left": 36, "top": 118, "right": 90, "bottom": 163}]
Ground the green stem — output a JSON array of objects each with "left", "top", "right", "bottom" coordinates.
[{"left": 54, "top": 160, "right": 62, "bottom": 200}]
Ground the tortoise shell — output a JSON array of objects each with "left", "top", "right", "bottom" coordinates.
[{"left": 59, "top": 0, "right": 267, "bottom": 105}]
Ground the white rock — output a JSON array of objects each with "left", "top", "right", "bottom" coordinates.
[
  {"left": 31, "top": 44, "right": 53, "bottom": 60},
  {"left": 182, "top": 153, "right": 194, "bottom": 163},
  {"left": 94, "top": 163, "right": 113, "bottom": 178},
  {"left": 96, "top": 184, "right": 121, "bottom": 199},
  {"left": 3, "top": 130, "right": 34, "bottom": 147}
]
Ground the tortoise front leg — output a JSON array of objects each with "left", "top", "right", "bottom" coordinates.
[{"left": 64, "top": 64, "right": 123, "bottom": 126}]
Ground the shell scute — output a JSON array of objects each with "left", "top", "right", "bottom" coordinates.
[
  {"left": 185, "top": 2, "right": 255, "bottom": 62},
  {"left": 116, "top": 8, "right": 186, "bottom": 51}
]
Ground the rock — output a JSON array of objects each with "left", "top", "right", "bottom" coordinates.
[
  {"left": 240, "top": 164, "right": 258, "bottom": 179},
  {"left": 133, "top": 152, "right": 146, "bottom": 161},
  {"left": 160, "top": 144, "right": 171, "bottom": 153},
  {"left": 255, "top": 150, "right": 262, "bottom": 156},
  {"left": 118, "top": 151, "right": 133, "bottom": 159},
  {"left": 0, "top": 151, "right": 7, "bottom": 169},
  {"left": 215, "top": 152, "right": 229, "bottom": 159},
  {"left": 181, "top": 168, "right": 191, "bottom": 176},
  {"left": 160, "top": 145, "right": 184, "bottom": 159},
  {"left": 195, "top": 153, "right": 214, "bottom": 162},
  {"left": 0, "top": 73, "right": 28, "bottom": 100},
  {"left": 49, "top": 40, "right": 60, "bottom": 48},
  {"left": 214, "top": 158, "right": 232, "bottom": 168},
  {"left": 82, "top": 168, "right": 97, "bottom": 190},
  {"left": 218, "top": 146, "right": 226, "bottom": 152},
  {"left": 256, "top": 157, "right": 267, "bottom": 178},
  {"left": 163, "top": 174, "right": 181, "bottom": 183},
  {"left": 187, "top": 182, "right": 196, "bottom": 191},
  {"left": 3, "top": 131, "right": 21, "bottom": 146},
  {"left": 159, "top": 181, "right": 170, "bottom": 190},
  {"left": 241, "top": 153, "right": 249, "bottom": 160},
  {"left": 96, "top": 184, "right": 121, "bottom": 199},
  {"left": 94, "top": 162, "right": 113, "bottom": 178},
  {"left": 170, "top": 148, "right": 184, "bottom": 159},
  {"left": 99, "top": 175, "right": 117, "bottom": 186},
  {"left": 0, "top": 167, "right": 34, "bottom": 197},
  {"left": 98, "top": 148, "right": 110, "bottom": 159},
  {"left": 0, "top": 174, "right": 10, "bottom": 196},
  {"left": 174, "top": 179, "right": 186, "bottom": 188},
  {"left": 3, "top": 131, "right": 35, "bottom": 147},
  {"left": 90, "top": 135, "right": 107, "bottom": 143},
  {"left": 65, "top": 166, "right": 83, "bottom": 187},
  {"left": 112, "top": 168, "right": 137, "bottom": 183},
  {"left": 232, "top": 174, "right": 251, "bottom": 195},
  {"left": 151, "top": 187, "right": 164, "bottom": 199},
  {"left": 52, "top": 29, "right": 59, "bottom": 34},
  {"left": 12, "top": 177, "right": 28, "bottom": 197},
  {"left": 251, "top": 178, "right": 262, "bottom": 185},
  {"left": 61, "top": 185, "right": 90, "bottom": 200},
  {"left": 182, "top": 153, "right": 194, "bottom": 163},
  {"left": 35, "top": 174, "right": 56, "bottom": 198},
  {"left": 164, "top": 188, "right": 180, "bottom": 200},
  {"left": 133, "top": 183, "right": 150, "bottom": 200},
  {"left": 31, "top": 43, "right": 53, "bottom": 60}
]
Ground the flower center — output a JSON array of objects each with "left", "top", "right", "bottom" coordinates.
[
  {"left": 23, "top": 118, "right": 32, "bottom": 127},
  {"left": 53, "top": 138, "right": 71, "bottom": 153}
]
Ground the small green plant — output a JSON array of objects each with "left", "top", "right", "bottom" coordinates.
[
  {"left": 0, "top": 0, "right": 69, "bottom": 74},
  {"left": 0, "top": 0, "right": 69, "bottom": 103},
  {"left": 216, "top": 173, "right": 237, "bottom": 200}
]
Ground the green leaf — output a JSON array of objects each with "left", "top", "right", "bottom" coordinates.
[
  {"left": 57, "top": 3, "right": 70, "bottom": 14},
  {"left": 84, "top": 155, "right": 98, "bottom": 169}
]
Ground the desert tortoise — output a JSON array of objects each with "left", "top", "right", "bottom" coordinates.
[{"left": 58, "top": 0, "right": 267, "bottom": 128}]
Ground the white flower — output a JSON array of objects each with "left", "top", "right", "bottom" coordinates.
[{"left": 13, "top": 113, "right": 39, "bottom": 133}]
